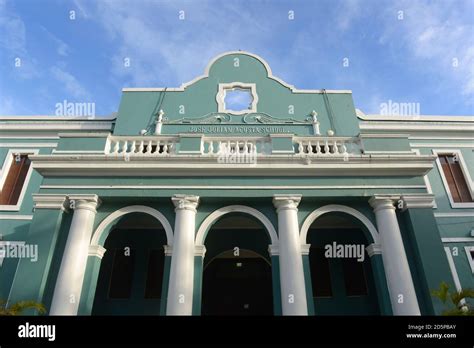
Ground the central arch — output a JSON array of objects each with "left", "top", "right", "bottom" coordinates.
[
  {"left": 195, "top": 205, "right": 279, "bottom": 316},
  {"left": 196, "top": 205, "right": 278, "bottom": 246}
]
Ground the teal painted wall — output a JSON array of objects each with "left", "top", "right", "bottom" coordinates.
[
  {"left": 114, "top": 53, "right": 360, "bottom": 137},
  {"left": 1, "top": 51, "right": 472, "bottom": 315}
]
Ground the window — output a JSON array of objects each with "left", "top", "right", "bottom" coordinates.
[
  {"left": 342, "top": 258, "right": 368, "bottom": 296},
  {"left": 438, "top": 154, "right": 473, "bottom": 203},
  {"left": 0, "top": 154, "right": 31, "bottom": 205},
  {"left": 466, "top": 246, "right": 474, "bottom": 274},
  {"left": 309, "top": 247, "right": 332, "bottom": 297},
  {"left": 224, "top": 88, "right": 253, "bottom": 112},
  {"left": 144, "top": 248, "right": 165, "bottom": 299},
  {"left": 217, "top": 82, "right": 258, "bottom": 114},
  {"left": 108, "top": 248, "right": 135, "bottom": 299}
]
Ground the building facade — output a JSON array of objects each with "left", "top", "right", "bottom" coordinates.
[{"left": 0, "top": 51, "right": 472, "bottom": 316}]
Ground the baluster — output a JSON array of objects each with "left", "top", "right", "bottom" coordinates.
[
  {"left": 138, "top": 140, "right": 144, "bottom": 154},
  {"left": 122, "top": 140, "right": 128, "bottom": 154},
  {"left": 163, "top": 141, "right": 169, "bottom": 154},
  {"left": 333, "top": 140, "right": 339, "bottom": 154},
  {"left": 113, "top": 140, "right": 120, "bottom": 154},
  {"left": 341, "top": 141, "right": 347, "bottom": 154},
  {"left": 208, "top": 141, "right": 214, "bottom": 155},
  {"left": 130, "top": 140, "right": 136, "bottom": 154},
  {"left": 297, "top": 141, "right": 303, "bottom": 154},
  {"left": 146, "top": 140, "right": 152, "bottom": 155},
  {"left": 324, "top": 140, "right": 330, "bottom": 155}
]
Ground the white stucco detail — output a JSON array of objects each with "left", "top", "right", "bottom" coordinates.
[
  {"left": 50, "top": 195, "right": 100, "bottom": 315},
  {"left": 91, "top": 205, "right": 174, "bottom": 246},
  {"left": 300, "top": 204, "right": 379, "bottom": 245},
  {"left": 273, "top": 195, "right": 308, "bottom": 315},
  {"left": 195, "top": 205, "right": 278, "bottom": 246},
  {"left": 369, "top": 196, "right": 420, "bottom": 315},
  {"left": 166, "top": 195, "right": 199, "bottom": 315}
]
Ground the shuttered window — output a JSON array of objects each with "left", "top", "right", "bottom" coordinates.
[
  {"left": 439, "top": 154, "right": 473, "bottom": 203},
  {"left": 0, "top": 154, "right": 31, "bottom": 205}
]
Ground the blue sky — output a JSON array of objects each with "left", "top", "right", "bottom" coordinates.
[{"left": 0, "top": 0, "right": 473, "bottom": 116}]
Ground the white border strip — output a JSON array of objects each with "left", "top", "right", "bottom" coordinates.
[
  {"left": 39, "top": 184, "right": 427, "bottom": 190},
  {"left": 412, "top": 143, "right": 474, "bottom": 148},
  {"left": 444, "top": 247, "right": 464, "bottom": 297},
  {"left": 442, "top": 237, "right": 474, "bottom": 243},
  {"left": 52, "top": 150, "right": 105, "bottom": 154},
  {"left": 0, "top": 215, "right": 33, "bottom": 220},
  {"left": 0, "top": 143, "right": 57, "bottom": 148},
  {"left": 434, "top": 212, "right": 474, "bottom": 218}
]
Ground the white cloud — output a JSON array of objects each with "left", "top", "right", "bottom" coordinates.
[
  {"left": 50, "top": 65, "right": 91, "bottom": 100},
  {"left": 0, "top": 0, "right": 40, "bottom": 79},
  {"left": 40, "top": 26, "right": 69, "bottom": 57},
  {"left": 380, "top": 0, "right": 474, "bottom": 101},
  {"left": 75, "top": 0, "right": 278, "bottom": 87},
  {"left": 336, "top": 0, "right": 364, "bottom": 32},
  {"left": 72, "top": 0, "right": 90, "bottom": 19}
]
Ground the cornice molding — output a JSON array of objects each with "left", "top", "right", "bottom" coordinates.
[
  {"left": 28, "top": 153, "right": 436, "bottom": 177},
  {"left": 32, "top": 194, "right": 69, "bottom": 211}
]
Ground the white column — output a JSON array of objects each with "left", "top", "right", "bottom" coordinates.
[
  {"left": 273, "top": 195, "right": 308, "bottom": 315},
  {"left": 369, "top": 196, "right": 420, "bottom": 315},
  {"left": 50, "top": 195, "right": 100, "bottom": 315},
  {"left": 167, "top": 195, "right": 199, "bottom": 315}
]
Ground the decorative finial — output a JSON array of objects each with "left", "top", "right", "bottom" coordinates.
[{"left": 155, "top": 110, "right": 165, "bottom": 135}]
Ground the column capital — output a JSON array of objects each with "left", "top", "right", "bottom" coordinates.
[
  {"left": 68, "top": 194, "right": 101, "bottom": 213},
  {"left": 400, "top": 194, "right": 435, "bottom": 211},
  {"left": 32, "top": 194, "right": 69, "bottom": 211},
  {"left": 172, "top": 195, "right": 200, "bottom": 212},
  {"left": 194, "top": 245, "right": 206, "bottom": 257},
  {"left": 273, "top": 194, "right": 302, "bottom": 212},
  {"left": 300, "top": 243, "right": 311, "bottom": 255},
  {"left": 88, "top": 245, "right": 106, "bottom": 259},
  {"left": 164, "top": 245, "right": 173, "bottom": 256},
  {"left": 268, "top": 244, "right": 279, "bottom": 256},
  {"left": 366, "top": 243, "right": 382, "bottom": 257},
  {"left": 369, "top": 195, "right": 399, "bottom": 212}
]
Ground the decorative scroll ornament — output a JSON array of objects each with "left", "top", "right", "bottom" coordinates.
[
  {"left": 165, "top": 111, "right": 316, "bottom": 125},
  {"left": 165, "top": 113, "right": 232, "bottom": 124},
  {"left": 243, "top": 113, "right": 311, "bottom": 124}
]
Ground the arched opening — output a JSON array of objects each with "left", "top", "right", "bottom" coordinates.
[
  {"left": 92, "top": 212, "right": 168, "bottom": 315},
  {"left": 201, "top": 213, "right": 274, "bottom": 315},
  {"left": 306, "top": 212, "right": 380, "bottom": 315}
]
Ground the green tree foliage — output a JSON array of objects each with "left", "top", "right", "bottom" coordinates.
[
  {"left": 0, "top": 299, "right": 46, "bottom": 315},
  {"left": 431, "top": 282, "right": 474, "bottom": 316}
]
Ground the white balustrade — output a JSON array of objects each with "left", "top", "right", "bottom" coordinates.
[
  {"left": 201, "top": 137, "right": 270, "bottom": 156},
  {"left": 105, "top": 135, "right": 359, "bottom": 158},
  {"left": 105, "top": 136, "right": 176, "bottom": 156},
  {"left": 294, "top": 137, "right": 357, "bottom": 156}
]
